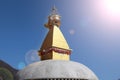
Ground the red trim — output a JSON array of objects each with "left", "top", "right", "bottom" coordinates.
[{"left": 40, "top": 47, "right": 71, "bottom": 55}]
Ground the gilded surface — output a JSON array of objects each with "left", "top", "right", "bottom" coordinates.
[{"left": 40, "top": 25, "right": 70, "bottom": 60}]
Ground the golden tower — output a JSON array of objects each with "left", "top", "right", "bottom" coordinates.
[{"left": 38, "top": 6, "right": 71, "bottom": 60}]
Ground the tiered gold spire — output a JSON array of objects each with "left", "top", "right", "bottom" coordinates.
[{"left": 38, "top": 6, "right": 71, "bottom": 60}]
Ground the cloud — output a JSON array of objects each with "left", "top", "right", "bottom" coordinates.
[{"left": 25, "top": 50, "right": 40, "bottom": 65}]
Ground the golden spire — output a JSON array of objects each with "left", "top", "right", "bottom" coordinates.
[
  {"left": 39, "top": 6, "right": 71, "bottom": 61},
  {"left": 45, "top": 6, "right": 61, "bottom": 28}
]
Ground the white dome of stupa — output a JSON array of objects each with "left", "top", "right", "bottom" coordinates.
[{"left": 17, "top": 60, "right": 98, "bottom": 80}]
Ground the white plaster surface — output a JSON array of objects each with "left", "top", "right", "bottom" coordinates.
[{"left": 17, "top": 60, "right": 98, "bottom": 80}]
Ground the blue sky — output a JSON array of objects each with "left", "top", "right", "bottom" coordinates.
[{"left": 0, "top": 0, "right": 120, "bottom": 80}]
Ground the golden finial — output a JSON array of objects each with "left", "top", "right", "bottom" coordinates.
[{"left": 45, "top": 6, "right": 61, "bottom": 28}]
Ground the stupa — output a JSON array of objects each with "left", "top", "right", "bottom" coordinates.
[{"left": 17, "top": 6, "right": 99, "bottom": 80}]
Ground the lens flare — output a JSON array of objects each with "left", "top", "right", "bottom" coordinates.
[
  {"left": 69, "top": 29, "right": 75, "bottom": 35},
  {"left": 25, "top": 50, "right": 40, "bottom": 65},
  {"left": 104, "top": 0, "right": 120, "bottom": 15},
  {"left": 18, "top": 62, "right": 26, "bottom": 70}
]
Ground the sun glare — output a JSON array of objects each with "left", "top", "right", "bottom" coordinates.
[{"left": 104, "top": 0, "right": 120, "bottom": 15}]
